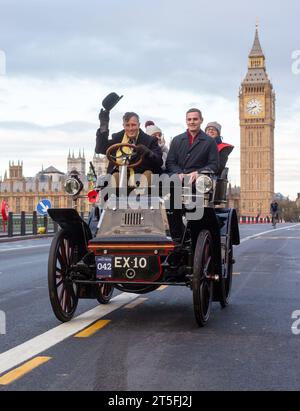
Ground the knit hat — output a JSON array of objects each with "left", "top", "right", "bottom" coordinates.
[
  {"left": 145, "top": 120, "right": 155, "bottom": 128},
  {"left": 146, "top": 125, "right": 162, "bottom": 136},
  {"left": 205, "top": 122, "right": 222, "bottom": 136}
]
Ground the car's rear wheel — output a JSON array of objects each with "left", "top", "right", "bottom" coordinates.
[
  {"left": 48, "top": 229, "right": 79, "bottom": 322},
  {"left": 96, "top": 283, "right": 114, "bottom": 304},
  {"left": 217, "top": 237, "right": 233, "bottom": 308},
  {"left": 193, "top": 230, "right": 214, "bottom": 327}
]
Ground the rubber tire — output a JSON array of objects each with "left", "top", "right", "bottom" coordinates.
[
  {"left": 48, "top": 229, "right": 79, "bottom": 322},
  {"left": 193, "top": 230, "right": 214, "bottom": 327},
  {"left": 218, "top": 238, "right": 233, "bottom": 308},
  {"left": 96, "top": 283, "right": 114, "bottom": 304}
]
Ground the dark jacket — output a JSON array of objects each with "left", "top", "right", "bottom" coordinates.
[
  {"left": 95, "top": 128, "right": 163, "bottom": 174},
  {"left": 270, "top": 202, "right": 279, "bottom": 213},
  {"left": 166, "top": 130, "right": 219, "bottom": 175}
]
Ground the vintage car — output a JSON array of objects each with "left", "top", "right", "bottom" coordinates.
[{"left": 47, "top": 142, "right": 240, "bottom": 327}]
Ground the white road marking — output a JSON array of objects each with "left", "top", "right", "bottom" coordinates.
[
  {"left": 124, "top": 298, "right": 148, "bottom": 309},
  {"left": 0, "top": 244, "right": 50, "bottom": 253},
  {"left": 0, "top": 293, "right": 139, "bottom": 376},
  {"left": 254, "top": 237, "right": 300, "bottom": 240},
  {"left": 239, "top": 224, "right": 299, "bottom": 244}
]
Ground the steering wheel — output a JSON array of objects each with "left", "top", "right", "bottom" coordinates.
[{"left": 106, "top": 143, "right": 144, "bottom": 169}]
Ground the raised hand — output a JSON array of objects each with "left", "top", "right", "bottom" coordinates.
[{"left": 99, "top": 109, "right": 110, "bottom": 133}]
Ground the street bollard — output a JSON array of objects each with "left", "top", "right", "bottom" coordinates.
[
  {"left": 43, "top": 215, "right": 48, "bottom": 233},
  {"left": 8, "top": 212, "right": 13, "bottom": 237},
  {"left": 32, "top": 211, "right": 37, "bottom": 235},
  {"left": 21, "top": 211, "right": 26, "bottom": 236}
]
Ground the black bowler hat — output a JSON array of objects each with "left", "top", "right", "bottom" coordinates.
[{"left": 102, "top": 92, "right": 123, "bottom": 111}]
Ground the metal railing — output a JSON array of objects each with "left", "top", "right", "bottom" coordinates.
[
  {"left": 0, "top": 211, "right": 87, "bottom": 238},
  {"left": 0, "top": 211, "right": 55, "bottom": 237}
]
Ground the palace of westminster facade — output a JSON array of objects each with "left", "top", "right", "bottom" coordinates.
[
  {"left": 0, "top": 153, "right": 108, "bottom": 215},
  {"left": 0, "top": 28, "right": 275, "bottom": 218}
]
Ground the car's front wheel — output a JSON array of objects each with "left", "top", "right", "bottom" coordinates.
[{"left": 48, "top": 229, "right": 79, "bottom": 322}]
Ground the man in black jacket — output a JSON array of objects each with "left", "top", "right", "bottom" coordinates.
[
  {"left": 166, "top": 108, "right": 219, "bottom": 241},
  {"left": 95, "top": 111, "right": 163, "bottom": 185},
  {"left": 166, "top": 109, "right": 219, "bottom": 179},
  {"left": 270, "top": 200, "right": 279, "bottom": 226}
]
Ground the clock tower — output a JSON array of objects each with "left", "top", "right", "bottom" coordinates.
[{"left": 239, "top": 26, "right": 275, "bottom": 217}]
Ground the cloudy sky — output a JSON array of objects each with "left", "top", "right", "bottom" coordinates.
[{"left": 0, "top": 0, "right": 299, "bottom": 199}]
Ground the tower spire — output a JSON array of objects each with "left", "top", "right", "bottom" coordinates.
[{"left": 249, "top": 25, "right": 264, "bottom": 58}]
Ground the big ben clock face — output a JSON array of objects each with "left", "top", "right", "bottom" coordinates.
[{"left": 246, "top": 98, "right": 263, "bottom": 115}]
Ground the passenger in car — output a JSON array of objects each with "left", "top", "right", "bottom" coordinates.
[
  {"left": 205, "top": 122, "right": 234, "bottom": 176},
  {"left": 165, "top": 108, "right": 219, "bottom": 242},
  {"left": 145, "top": 121, "right": 169, "bottom": 170},
  {"left": 166, "top": 109, "right": 219, "bottom": 181},
  {"left": 95, "top": 111, "right": 163, "bottom": 187}
]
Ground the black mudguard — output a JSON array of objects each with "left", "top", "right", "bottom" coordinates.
[
  {"left": 216, "top": 208, "right": 240, "bottom": 245},
  {"left": 188, "top": 208, "right": 222, "bottom": 277},
  {"left": 48, "top": 208, "right": 92, "bottom": 246}
]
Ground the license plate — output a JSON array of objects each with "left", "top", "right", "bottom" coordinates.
[
  {"left": 96, "top": 256, "right": 113, "bottom": 279},
  {"left": 96, "top": 256, "right": 149, "bottom": 279}
]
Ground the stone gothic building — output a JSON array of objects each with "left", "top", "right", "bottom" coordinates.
[
  {"left": 0, "top": 153, "right": 108, "bottom": 214},
  {"left": 239, "top": 26, "right": 276, "bottom": 217}
]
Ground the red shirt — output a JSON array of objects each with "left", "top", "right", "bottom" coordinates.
[{"left": 187, "top": 130, "right": 200, "bottom": 146}]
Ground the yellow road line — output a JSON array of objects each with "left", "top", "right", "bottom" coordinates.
[
  {"left": 0, "top": 356, "right": 51, "bottom": 386},
  {"left": 233, "top": 272, "right": 241, "bottom": 276},
  {"left": 158, "top": 285, "right": 168, "bottom": 291},
  {"left": 74, "top": 320, "right": 111, "bottom": 338},
  {"left": 124, "top": 298, "right": 148, "bottom": 309}
]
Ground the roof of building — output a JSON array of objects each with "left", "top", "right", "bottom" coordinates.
[
  {"left": 243, "top": 68, "right": 269, "bottom": 83},
  {"left": 275, "top": 192, "right": 288, "bottom": 201},
  {"left": 43, "top": 166, "right": 65, "bottom": 175},
  {"left": 249, "top": 28, "right": 265, "bottom": 58},
  {"left": 243, "top": 27, "right": 270, "bottom": 84}
]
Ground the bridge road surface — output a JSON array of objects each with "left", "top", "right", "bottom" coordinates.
[{"left": 0, "top": 224, "right": 300, "bottom": 391}]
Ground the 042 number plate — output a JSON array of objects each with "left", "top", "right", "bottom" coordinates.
[
  {"left": 96, "top": 256, "right": 149, "bottom": 279},
  {"left": 96, "top": 256, "right": 113, "bottom": 278}
]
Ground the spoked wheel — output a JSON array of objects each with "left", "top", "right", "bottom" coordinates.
[
  {"left": 193, "top": 230, "right": 214, "bottom": 327},
  {"left": 217, "top": 237, "right": 233, "bottom": 308},
  {"left": 48, "top": 229, "right": 79, "bottom": 322},
  {"left": 96, "top": 283, "right": 114, "bottom": 304}
]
